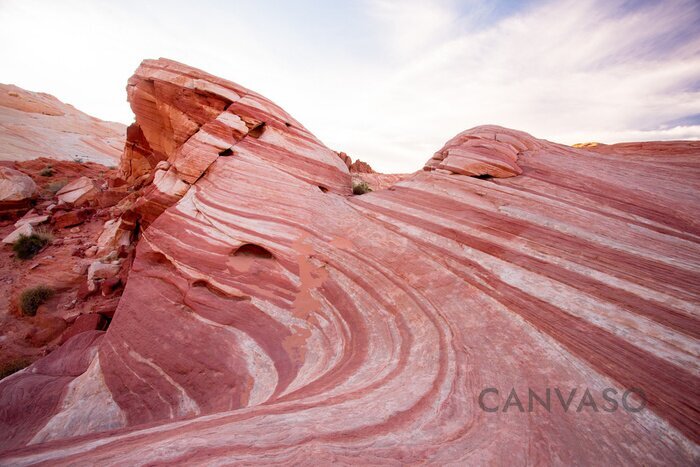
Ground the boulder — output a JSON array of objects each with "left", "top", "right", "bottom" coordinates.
[
  {"left": 95, "top": 218, "right": 132, "bottom": 256},
  {"left": 87, "top": 261, "right": 121, "bottom": 283},
  {"left": 55, "top": 176, "right": 98, "bottom": 206},
  {"left": 52, "top": 208, "right": 93, "bottom": 229},
  {"left": 2, "top": 222, "right": 34, "bottom": 244},
  {"left": 14, "top": 213, "right": 49, "bottom": 228},
  {"left": 0, "top": 166, "right": 37, "bottom": 215}
]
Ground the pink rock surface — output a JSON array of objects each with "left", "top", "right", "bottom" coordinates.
[
  {"left": 0, "top": 60, "right": 698, "bottom": 465},
  {"left": 424, "top": 125, "right": 541, "bottom": 177},
  {"left": 0, "top": 84, "right": 124, "bottom": 165}
]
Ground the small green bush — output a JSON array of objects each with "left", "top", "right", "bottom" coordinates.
[
  {"left": 46, "top": 180, "right": 68, "bottom": 194},
  {"left": 19, "top": 285, "right": 54, "bottom": 316},
  {"left": 39, "top": 167, "right": 54, "bottom": 177},
  {"left": 0, "top": 358, "right": 30, "bottom": 380},
  {"left": 12, "top": 230, "right": 52, "bottom": 260},
  {"left": 352, "top": 181, "right": 373, "bottom": 195}
]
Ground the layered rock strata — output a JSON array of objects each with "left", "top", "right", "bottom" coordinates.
[{"left": 0, "top": 59, "right": 698, "bottom": 465}]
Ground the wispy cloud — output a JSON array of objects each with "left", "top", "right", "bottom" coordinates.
[{"left": 0, "top": 0, "right": 698, "bottom": 172}]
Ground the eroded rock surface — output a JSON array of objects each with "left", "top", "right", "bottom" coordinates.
[
  {"left": 0, "top": 84, "right": 125, "bottom": 165},
  {"left": 424, "top": 125, "right": 544, "bottom": 177},
  {"left": 0, "top": 59, "right": 698, "bottom": 465}
]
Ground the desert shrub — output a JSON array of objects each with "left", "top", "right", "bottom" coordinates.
[
  {"left": 46, "top": 180, "right": 68, "bottom": 194},
  {"left": 0, "top": 358, "right": 30, "bottom": 380},
  {"left": 19, "top": 285, "right": 54, "bottom": 316},
  {"left": 34, "top": 225, "right": 54, "bottom": 241},
  {"left": 12, "top": 230, "right": 52, "bottom": 260},
  {"left": 39, "top": 166, "right": 54, "bottom": 177},
  {"left": 352, "top": 181, "right": 373, "bottom": 195}
]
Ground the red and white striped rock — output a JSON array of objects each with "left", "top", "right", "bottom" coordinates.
[
  {"left": 424, "top": 125, "right": 544, "bottom": 177},
  {"left": 0, "top": 60, "right": 698, "bottom": 465}
]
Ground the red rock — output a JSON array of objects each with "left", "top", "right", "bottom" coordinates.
[
  {"left": 0, "top": 60, "right": 698, "bottom": 466},
  {"left": 59, "top": 314, "right": 107, "bottom": 344},
  {"left": 94, "top": 189, "right": 128, "bottom": 208},
  {"left": 25, "top": 316, "right": 67, "bottom": 347},
  {"left": 14, "top": 213, "right": 49, "bottom": 228},
  {"left": 108, "top": 176, "right": 127, "bottom": 189},
  {"left": 95, "top": 217, "right": 133, "bottom": 256},
  {"left": 94, "top": 297, "right": 121, "bottom": 319},
  {"left": 349, "top": 159, "right": 374, "bottom": 173},
  {"left": 336, "top": 151, "right": 352, "bottom": 169},
  {"left": 100, "top": 277, "right": 121, "bottom": 296},
  {"left": 352, "top": 172, "right": 411, "bottom": 191},
  {"left": 116, "top": 245, "right": 130, "bottom": 258},
  {"left": 55, "top": 176, "right": 98, "bottom": 206},
  {"left": 423, "top": 125, "right": 541, "bottom": 178},
  {"left": 87, "top": 261, "right": 120, "bottom": 283},
  {"left": 0, "top": 84, "right": 124, "bottom": 165},
  {"left": 52, "top": 208, "right": 93, "bottom": 229},
  {"left": 0, "top": 166, "right": 36, "bottom": 216},
  {"left": 0, "top": 331, "right": 104, "bottom": 449},
  {"left": 113, "top": 58, "right": 350, "bottom": 228},
  {"left": 76, "top": 281, "right": 97, "bottom": 301}
]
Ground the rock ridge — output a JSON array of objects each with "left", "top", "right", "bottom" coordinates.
[{"left": 0, "top": 59, "right": 698, "bottom": 465}]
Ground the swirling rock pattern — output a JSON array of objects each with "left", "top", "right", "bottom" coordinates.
[{"left": 0, "top": 59, "right": 699, "bottom": 465}]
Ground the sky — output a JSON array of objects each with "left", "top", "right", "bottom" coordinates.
[{"left": 1, "top": 0, "right": 699, "bottom": 173}]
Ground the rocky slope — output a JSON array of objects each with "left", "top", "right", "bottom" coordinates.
[
  {"left": 0, "top": 59, "right": 698, "bottom": 465},
  {"left": 0, "top": 158, "right": 131, "bottom": 383},
  {"left": 0, "top": 84, "right": 125, "bottom": 165}
]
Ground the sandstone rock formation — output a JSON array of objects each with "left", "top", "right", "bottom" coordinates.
[
  {"left": 0, "top": 59, "right": 698, "bottom": 465},
  {"left": 0, "top": 84, "right": 125, "bottom": 165},
  {"left": 423, "top": 125, "right": 538, "bottom": 177},
  {"left": 348, "top": 158, "right": 374, "bottom": 173},
  {"left": 0, "top": 167, "right": 37, "bottom": 216}
]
